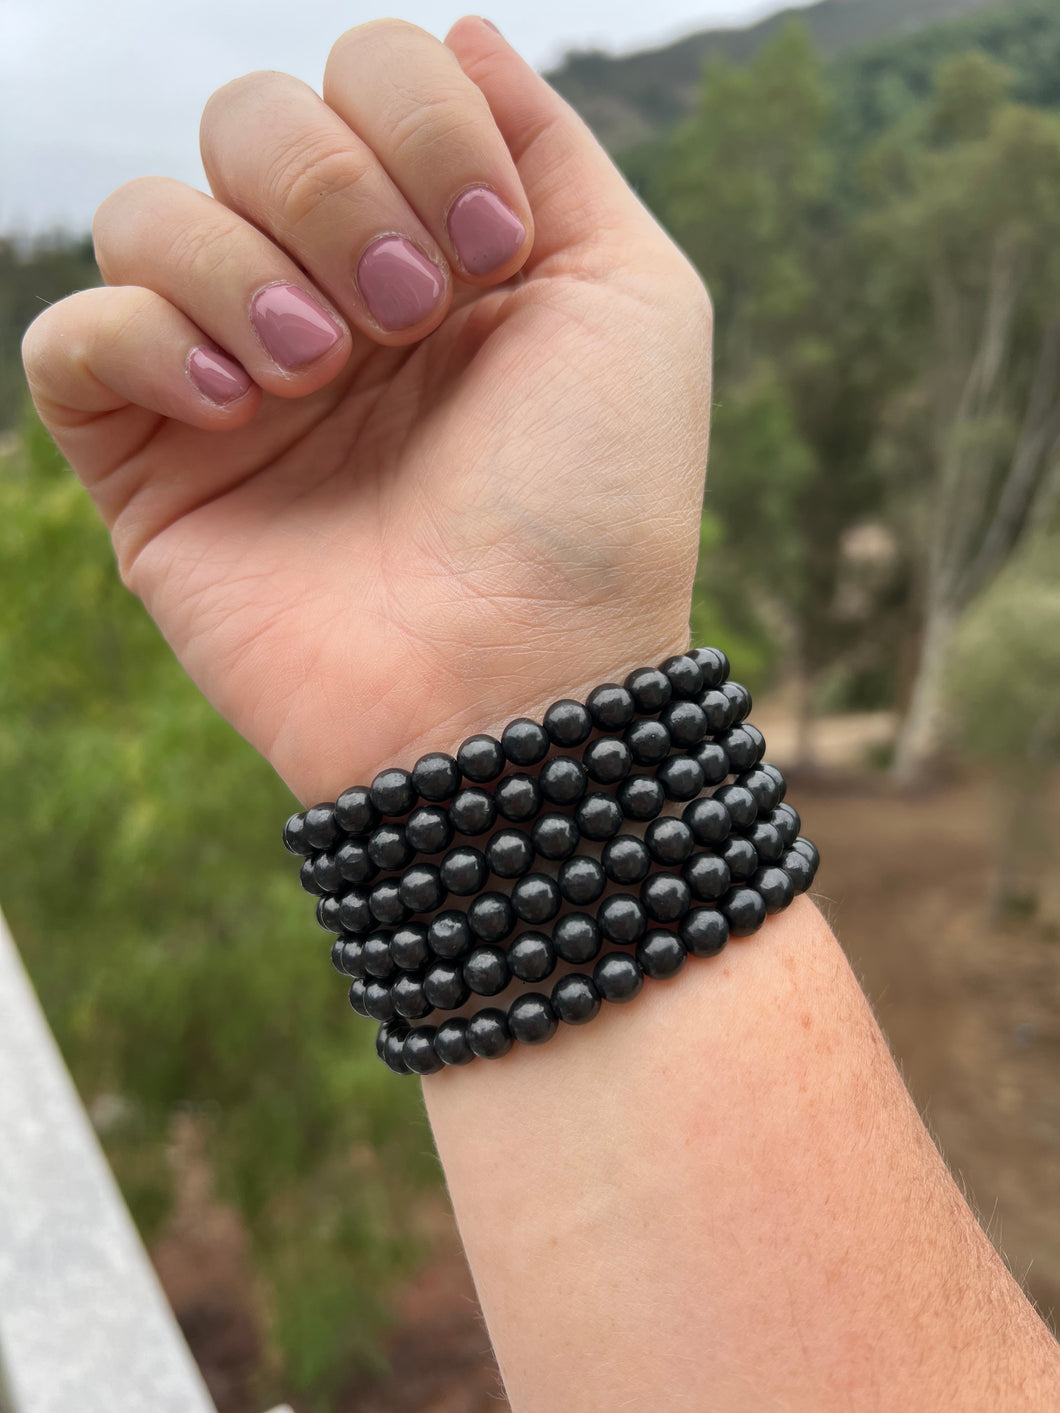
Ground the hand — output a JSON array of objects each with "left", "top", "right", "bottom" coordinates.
[{"left": 22, "top": 17, "right": 712, "bottom": 801}]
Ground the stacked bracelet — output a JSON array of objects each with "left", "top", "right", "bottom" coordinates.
[{"left": 283, "top": 647, "right": 819, "bottom": 1075}]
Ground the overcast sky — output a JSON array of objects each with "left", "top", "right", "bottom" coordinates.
[{"left": 0, "top": 0, "right": 816, "bottom": 236}]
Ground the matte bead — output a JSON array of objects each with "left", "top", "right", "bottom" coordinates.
[
  {"left": 720, "top": 680, "right": 752, "bottom": 723},
  {"left": 553, "top": 913, "right": 602, "bottom": 964},
  {"left": 540, "top": 757, "right": 588, "bottom": 806},
  {"left": 391, "top": 973, "right": 432, "bottom": 1020},
  {"left": 405, "top": 806, "right": 453, "bottom": 855},
  {"left": 689, "top": 645, "right": 729, "bottom": 688},
  {"left": 282, "top": 812, "right": 312, "bottom": 855},
  {"left": 618, "top": 774, "right": 665, "bottom": 822},
  {"left": 598, "top": 895, "right": 648, "bottom": 945},
  {"left": 661, "top": 700, "right": 708, "bottom": 747},
  {"left": 429, "top": 911, "right": 473, "bottom": 959},
  {"left": 467, "top": 1008, "right": 513, "bottom": 1059},
  {"left": 398, "top": 864, "right": 446, "bottom": 913},
  {"left": 316, "top": 895, "right": 344, "bottom": 932},
  {"left": 367, "top": 824, "right": 414, "bottom": 872},
  {"left": 738, "top": 768, "right": 782, "bottom": 813},
  {"left": 769, "top": 802, "right": 801, "bottom": 847},
  {"left": 300, "top": 857, "right": 327, "bottom": 897},
  {"left": 645, "top": 817, "right": 695, "bottom": 865},
  {"left": 624, "top": 718, "right": 671, "bottom": 765},
  {"left": 335, "top": 839, "right": 378, "bottom": 885},
  {"left": 551, "top": 973, "right": 602, "bottom": 1025},
  {"left": 508, "top": 993, "right": 559, "bottom": 1046},
  {"left": 781, "top": 848, "right": 815, "bottom": 894},
  {"left": 502, "top": 718, "right": 550, "bottom": 766},
  {"left": 411, "top": 752, "right": 460, "bottom": 802},
  {"left": 623, "top": 666, "right": 672, "bottom": 714},
  {"left": 464, "top": 945, "right": 511, "bottom": 995},
  {"left": 383, "top": 1024, "right": 412, "bottom": 1075},
  {"left": 440, "top": 846, "right": 488, "bottom": 895},
  {"left": 468, "top": 892, "right": 515, "bottom": 943},
  {"left": 718, "top": 727, "right": 760, "bottom": 771},
  {"left": 334, "top": 936, "right": 367, "bottom": 978},
  {"left": 640, "top": 872, "right": 692, "bottom": 922},
  {"left": 746, "top": 820, "right": 785, "bottom": 864},
  {"left": 486, "top": 828, "right": 534, "bottom": 878},
  {"left": 682, "top": 796, "right": 731, "bottom": 845},
  {"left": 691, "top": 740, "right": 731, "bottom": 785},
  {"left": 636, "top": 929, "right": 687, "bottom": 979},
  {"left": 338, "top": 889, "right": 373, "bottom": 934},
  {"left": 362, "top": 932, "right": 398, "bottom": 979},
  {"left": 512, "top": 873, "right": 562, "bottom": 924},
  {"left": 423, "top": 960, "right": 471, "bottom": 1011},
  {"left": 683, "top": 852, "right": 732, "bottom": 902},
  {"left": 602, "top": 835, "right": 652, "bottom": 885},
  {"left": 656, "top": 755, "right": 705, "bottom": 801},
  {"left": 390, "top": 924, "right": 430, "bottom": 972},
  {"left": 679, "top": 907, "right": 729, "bottom": 958},
  {"left": 448, "top": 787, "right": 497, "bottom": 837},
  {"left": 586, "top": 683, "right": 636, "bottom": 731},
  {"left": 363, "top": 979, "right": 396, "bottom": 1022},
  {"left": 404, "top": 1026, "right": 444, "bottom": 1075},
  {"left": 457, "top": 734, "right": 505, "bottom": 783},
  {"left": 660, "top": 654, "right": 704, "bottom": 699},
  {"left": 723, "top": 886, "right": 767, "bottom": 936},
  {"left": 583, "top": 736, "right": 632, "bottom": 784},
  {"left": 574, "top": 793, "right": 623, "bottom": 841},
  {"left": 370, "top": 768, "right": 416, "bottom": 817},
  {"left": 335, "top": 786, "right": 378, "bottom": 836},
  {"left": 495, "top": 774, "right": 541, "bottom": 823},
  {"left": 434, "top": 1017, "right": 474, "bottom": 1066},
  {"left": 717, "top": 835, "right": 759, "bottom": 882},
  {"left": 509, "top": 932, "right": 556, "bottom": 983},
  {"left": 761, "top": 762, "right": 787, "bottom": 802},
  {"left": 531, "top": 813, "right": 580, "bottom": 861},
  {"left": 791, "top": 836, "right": 820, "bottom": 870},
  {"left": 699, "top": 689, "right": 736, "bottom": 733},
  {"left": 754, "top": 865, "right": 795, "bottom": 913},
  {"left": 713, "top": 784, "right": 757, "bottom": 829},
  {"left": 303, "top": 802, "right": 339, "bottom": 850},
  {"left": 348, "top": 978, "right": 370, "bottom": 1018},
  {"left": 593, "top": 952, "right": 644, "bottom": 1002},
  {"left": 543, "top": 698, "right": 593, "bottom": 747},
  {"left": 368, "top": 880, "right": 410, "bottom": 926},
  {"left": 558, "top": 856, "right": 606, "bottom": 906}
]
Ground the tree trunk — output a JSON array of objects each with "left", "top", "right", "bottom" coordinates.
[{"left": 891, "top": 599, "right": 957, "bottom": 784}]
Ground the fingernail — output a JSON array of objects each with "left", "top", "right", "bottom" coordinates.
[
  {"left": 481, "top": 18, "right": 502, "bottom": 33},
  {"left": 356, "top": 237, "right": 446, "bottom": 331},
  {"left": 186, "top": 345, "right": 253, "bottom": 405},
  {"left": 447, "top": 187, "right": 525, "bottom": 276},
  {"left": 250, "top": 283, "right": 343, "bottom": 369}
]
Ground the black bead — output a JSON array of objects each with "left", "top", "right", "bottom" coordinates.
[
  {"left": 593, "top": 952, "right": 643, "bottom": 1002},
  {"left": 746, "top": 820, "right": 784, "bottom": 864},
  {"left": 440, "top": 846, "right": 488, "bottom": 895},
  {"left": 691, "top": 740, "right": 731, "bottom": 785},
  {"left": 512, "top": 873, "right": 562, "bottom": 925},
  {"left": 423, "top": 960, "right": 471, "bottom": 1011},
  {"left": 282, "top": 812, "right": 313, "bottom": 855},
  {"left": 682, "top": 796, "right": 731, "bottom": 845},
  {"left": 300, "top": 857, "right": 326, "bottom": 897},
  {"left": 753, "top": 866, "right": 795, "bottom": 914},
  {"left": 303, "top": 802, "right": 339, "bottom": 850},
  {"left": 644, "top": 817, "right": 695, "bottom": 865},
  {"left": 723, "top": 887, "right": 767, "bottom": 936},
  {"left": 383, "top": 1023, "right": 412, "bottom": 1075},
  {"left": 623, "top": 666, "right": 672, "bottom": 714},
  {"left": 316, "top": 895, "right": 344, "bottom": 933},
  {"left": 553, "top": 913, "right": 602, "bottom": 964},
  {"left": 370, "top": 768, "right": 416, "bottom": 817},
  {"left": 586, "top": 683, "right": 636, "bottom": 731},
  {"left": 339, "top": 888, "right": 374, "bottom": 934},
  {"left": 679, "top": 907, "right": 729, "bottom": 958},
  {"left": 583, "top": 736, "right": 632, "bottom": 784},
  {"left": 761, "top": 762, "right": 787, "bottom": 802},
  {"left": 743, "top": 723, "right": 766, "bottom": 760},
  {"left": 434, "top": 1017, "right": 474, "bottom": 1066},
  {"left": 618, "top": 775, "right": 665, "bottom": 822},
  {"left": 335, "top": 838, "right": 378, "bottom": 885},
  {"left": 509, "top": 932, "right": 555, "bottom": 983},
  {"left": 369, "top": 880, "right": 410, "bottom": 926},
  {"left": 574, "top": 792, "right": 623, "bottom": 841},
  {"left": 398, "top": 863, "right": 446, "bottom": 913},
  {"left": 660, "top": 654, "right": 703, "bottom": 699},
  {"left": 404, "top": 1026, "right": 444, "bottom": 1075},
  {"left": 411, "top": 751, "right": 460, "bottom": 802},
  {"left": 624, "top": 718, "right": 671, "bottom": 765},
  {"left": 738, "top": 768, "right": 782, "bottom": 813},
  {"left": 699, "top": 689, "right": 736, "bottom": 733},
  {"left": 640, "top": 872, "right": 692, "bottom": 922},
  {"left": 551, "top": 974, "right": 601, "bottom": 1025},
  {"left": 348, "top": 977, "right": 370, "bottom": 1017},
  {"left": 508, "top": 993, "right": 559, "bottom": 1046},
  {"left": 501, "top": 718, "right": 550, "bottom": 767},
  {"left": 464, "top": 945, "right": 511, "bottom": 995},
  {"left": 331, "top": 935, "right": 350, "bottom": 974},
  {"left": 657, "top": 755, "right": 705, "bottom": 801},
  {"left": 334, "top": 936, "right": 367, "bottom": 978},
  {"left": 468, "top": 892, "right": 515, "bottom": 944},
  {"left": 467, "top": 1008, "right": 513, "bottom": 1059},
  {"left": 558, "top": 855, "right": 606, "bottom": 906},
  {"left": 390, "top": 924, "right": 430, "bottom": 972},
  {"left": 391, "top": 973, "right": 432, "bottom": 1020},
  {"left": 683, "top": 852, "right": 732, "bottom": 902},
  {"left": 791, "top": 836, "right": 820, "bottom": 871},
  {"left": 495, "top": 773, "right": 542, "bottom": 823},
  {"left": 768, "top": 802, "right": 801, "bottom": 847},
  {"left": 334, "top": 786, "right": 379, "bottom": 836},
  {"left": 457, "top": 734, "right": 505, "bottom": 783},
  {"left": 363, "top": 979, "right": 397, "bottom": 1022},
  {"left": 405, "top": 806, "right": 453, "bottom": 855},
  {"left": 689, "top": 646, "right": 729, "bottom": 688},
  {"left": 531, "top": 813, "right": 579, "bottom": 861},
  {"left": 367, "top": 823, "right": 414, "bottom": 872},
  {"left": 543, "top": 698, "right": 593, "bottom": 747},
  {"left": 428, "top": 910, "right": 472, "bottom": 959},
  {"left": 448, "top": 787, "right": 497, "bottom": 837},
  {"left": 311, "top": 844, "right": 342, "bottom": 890},
  {"left": 717, "top": 834, "right": 759, "bottom": 882},
  {"left": 718, "top": 727, "right": 760, "bottom": 772},
  {"left": 598, "top": 895, "right": 648, "bottom": 945},
  {"left": 720, "top": 680, "right": 752, "bottom": 723},
  {"left": 781, "top": 848, "right": 815, "bottom": 894},
  {"left": 636, "top": 929, "right": 687, "bottom": 979},
  {"left": 602, "top": 835, "right": 652, "bottom": 885},
  {"left": 362, "top": 932, "right": 398, "bottom": 979},
  {"left": 713, "top": 784, "right": 757, "bottom": 829},
  {"left": 661, "top": 700, "right": 708, "bottom": 747},
  {"left": 486, "top": 828, "right": 535, "bottom": 878},
  {"left": 540, "top": 756, "right": 588, "bottom": 806}
]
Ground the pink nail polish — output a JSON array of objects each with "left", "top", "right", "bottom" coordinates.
[
  {"left": 481, "top": 18, "right": 502, "bottom": 33},
  {"left": 250, "top": 284, "right": 343, "bottom": 369},
  {"left": 447, "top": 187, "right": 525, "bottom": 277},
  {"left": 356, "top": 237, "right": 446, "bottom": 332},
  {"left": 186, "top": 345, "right": 253, "bottom": 404}
]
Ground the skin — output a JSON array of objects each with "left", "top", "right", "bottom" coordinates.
[{"left": 22, "top": 16, "right": 1060, "bottom": 1410}]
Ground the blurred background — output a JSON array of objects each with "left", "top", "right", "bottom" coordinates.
[{"left": 1, "top": 0, "right": 1059, "bottom": 1409}]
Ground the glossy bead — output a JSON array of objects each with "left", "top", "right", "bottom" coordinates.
[
  {"left": 434, "top": 1017, "right": 474, "bottom": 1066},
  {"left": 512, "top": 873, "right": 562, "bottom": 924},
  {"left": 423, "top": 960, "right": 471, "bottom": 1011},
  {"left": 411, "top": 751, "right": 460, "bottom": 802},
  {"left": 363, "top": 979, "right": 397, "bottom": 1022},
  {"left": 656, "top": 755, "right": 705, "bottom": 801},
  {"left": 282, "top": 812, "right": 312, "bottom": 855},
  {"left": 713, "top": 784, "right": 757, "bottom": 829},
  {"left": 362, "top": 932, "right": 398, "bottom": 980},
  {"left": 405, "top": 806, "right": 453, "bottom": 855},
  {"left": 543, "top": 698, "right": 593, "bottom": 747},
  {"left": 636, "top": 929, "right": 687, "bottom": 979},
  {"left": 348, "top": 978, "right": 370, "bottom": 1018},
  {"left": 338, "top": 888, "right": 373, "bottom": 934},
  {"left": 602, "top": 835, "right": 652, "bottom": 885},
  {"left": 404, "top": 1026, "right": 444, "bottom": 1075},
  {"left": 509, "top": 932, "right": 555, "bottom": 983},
  {"left": 558, "top": 856, "right": 606, "bottom": 906},
  {"left": 661, "top": 700, "right": 708, "bottom": 747},
  {"left": 440, "top": 846, "right": 488, "bottom": 895},
  {"left": 645, "top": 817, "right": 695, "bottom": 865},
  {"left": 467, "top": 1008, "right": 513, "bottom": 1059},
  {"left": 485, "top": 828, "right": 534, "bottom": 879},
  {"left": 457, "top": 734, "right": 505, "bottom": 783},
  {"left": 508, "top": 993, "right": 559, "bottom": 1046},
  {"left": 723, "top": 886, "right": 767, "bottom": 936},
  {"left": 598, "top": 895, "right": 648, "bottom": 945},
  {"left": 383, "top": 1023, "right": 412, "bottom": 1075},
  {"left": 769, "top": 802, "right": 801, "bottom": 847},
  {"left": 640, "top": 872, "right": 692, "bottom": 922},
  {"left": 718, "top": 726, "right": 760, "bottom": 771},
  {"left": 624, "top": 718, "right": 671, "bottom": 766},
  {"left": 368, "top": 880, "right": 409, "bottom": 926},
  {"left": 689, "top": 645, "right": 729, "bottom": 688},
  {"left": 761, "top": 762, "right": 787, "bottom": 802},
  {"left": 553, "top": 913, "right": 602, "bottom": 964},
  {"left": 586, "top": 683, "right": 636, "bottom": 731},
  {"left": 370, "top": 768, "right": 416, "bottom": 817},
  {"left": 754, "top": 865, "right": 795, "bottom": 913},
  {"left": 540, "top": 757, "right": 588, "bottom": 806},
  {"left": 367, "top": 823, "right": 414, "bottom": 872},
  {"left": 300, "top": 859, "right": 326, "bottom": 898},
  {"left": 390, "top": 924, "right": 430, "bottom": 972},
  {"left": 464, "top": 945, "right": 511, "bottom": 995},
  {"left": 738, "top": 767, "right": 782, "bottom": 813},
  {"left": 574, "top": 792, "right": 623, "bottom": 841},
  {"left": 332, "top": 936, "right": 349, "bottom": 973},
  {"left": 624, "top": 666, "right": 672, "bottom": 713},
  {"left": 428, "top": 910, "right": 472, "bottom": 959},
  {"left": 335, "top": 839, "right": 378, "bottom": 885},
  {"left": 551, "top": 973, "right": 602, "bottom": 1025},
  {"left": 745, "top": 820, "right": 784, "bottom": 864},
  {"left": 743, "top": 723, "right": 766, "bottom": 760},
  {"left": 682, "top": 796, "right": 731, "bottom": 845},
  {"left": 699, "top": 689, "right": 736, "bottom": 733},
  {"left": 310, "top": 852, "right": 343, "bottom": 899},
  {"left": 316, "top": 895, "right": 344, "bottom": 932},
  {"left": 334, "top": 936, "right": 367, "bottom": 978},
  {"left": 593, "top": 952, "right": 643, "bottom": 1002},
  {"left": 391, "top": 973, "right": 432, "bottom": 1020},
  {"left": 531, "top": 813, "right": 579, "bottom": 861},
  {"left": 618, "top": 774, "right": 665, "bottom": 822},
  {"left": 683, "top": 852, "right": 732, "bottom": 902},
  {"left": 398, "top": 864, "right": 446, "bottom": 913},
  {"left": 303, "top": 802, "right": 339, "bottom": 850},
  {"left": 502, "top": 718, "right": 550, "bottom": 766},
  {"left": 791, "top": 836, "right": 820, "bottom": 870},
  {"left": 717, "top": 835, "right": 758, "bottom": 882},
  {"left": 583, "top": 736, "right": 632, "bottom": 785},
  {"left": 781, "top": 848, "right": 815, "bottom": 894},
  {"left": 720, "top": 680, "right": 752, "bottom": 723},
  {"left": 660, "top": 654, "right": 703, "bottom": 699},
  {"left": 495, "top": 774, "right": 541, "bottom": 823},
  {"left": 679, "top": 907, "right": 729, "bottom": 958},
  {"left": 691, "top": 740, "right": 730, "bottom": 785},
  {"left": 448, "top": 787, "right": 496, "bottom": 837},
  {"left": 334, "top": 786, "right": 378, "bottom": 836},
  {"left": 468, "top": 892, "right": 515, "bottom": 944}
]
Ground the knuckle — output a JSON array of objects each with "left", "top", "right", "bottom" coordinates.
[
  {"left": 93, "top": 176, "right": 183, "bottom": 278},
  {"left": 328, "top": 18, "right": 429, "bottom": 69},
  {"left": 388, "top": 94, "right": 482, "bottom": 165},
  {"left": 265, "top": 137, "right": 371, "bottom": 231}
]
